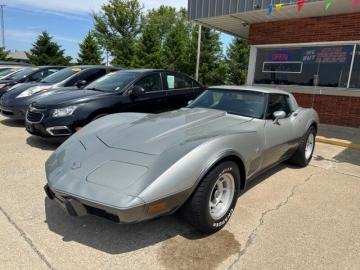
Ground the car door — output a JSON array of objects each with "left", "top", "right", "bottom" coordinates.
[
  {"left": 262, "top": 93, "right": 298, "bottom": 169},
  {"left": 163, "top": 72, "right": 195, "bottom": 109},
  {"left": 128, "top": 72, "right": 167, "bottom": 113}
]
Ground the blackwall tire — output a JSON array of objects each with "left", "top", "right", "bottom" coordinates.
[
  {"left": 181, "top": 161, "right": 240, "bottom": 234},
  {"left": 289, "top": 126, "right": 316, "bottom": 167}
]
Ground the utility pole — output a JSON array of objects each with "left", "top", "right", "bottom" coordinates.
[
  {"left": 0, "top": 4, "right": 5, "bottom": 48},
  {"left": 195, "top": 24, "right": 201, "bottom": 81}
]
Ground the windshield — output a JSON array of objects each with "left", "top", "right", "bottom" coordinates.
[
  {"left": 6, "top": 67, "right": 38, "bottom": 80},
  {"left": 85, "top": 71, "right": 138, "bottom": 92},
  {"left": 0, "top": 68, "right": 21, "bottom": 78},
  {"left": 41, "top": 67, "right": 82, "bottom": 84},
  {"left": 189, "top": 89, "right": 266, "bottom": 119}
]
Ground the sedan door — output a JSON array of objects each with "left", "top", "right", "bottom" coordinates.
[
  {"left": 127, "top": 72, "right": 168, "bottom": 113},
  {"left": 163, "top": 72, "right": 196, "bottom": 110},
  {"left": 262, "top": 93, "right": 299, "bottom": 169}
]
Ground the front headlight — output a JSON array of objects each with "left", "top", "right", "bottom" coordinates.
[
  {"left": 16, "top": 85, "right": 50, "bottom": 98},
  {"left": 52, "top": 106, "right": 77, "bottom": 118},
  {"left": 0, "top": 83, "right": 7, "bottom": 88}
]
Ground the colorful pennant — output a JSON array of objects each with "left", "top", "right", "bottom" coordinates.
[
  {"left": 352, "top": 0, "right": 360, "bottom": 9},
  {"left": 297, "top": 0, "right": 305, "bottom": 12},
  {"left": 325, "top": 0, "right": 333, "bottom": 10},
  {"left": 275, "top": 3, "right": 284, "bottom": 12},
  {"left": 268, "top": 3, "right": 273, "bottom": 15}
]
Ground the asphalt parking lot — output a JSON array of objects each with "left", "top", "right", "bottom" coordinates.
[{"left": 1, "top": 115, "right": 360, "bottom": 270}]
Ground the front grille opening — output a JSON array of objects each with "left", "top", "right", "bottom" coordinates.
[
  {"left": 52, "top": 128, "right": 71, "bottom": 136},
  {"left": 1, "top": 110, "right": 14, "bottom": 116},
  {"left": 27, "top": 111, "right": 43, "bottom": 122},
  {"left": 85, "top": 205, "right": 120, "bottom": 223}
]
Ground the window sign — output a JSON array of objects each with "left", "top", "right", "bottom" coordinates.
[
  {"left": 167, "top": 75, "right": 175, "bottom": 89},
  {"left": 254, "top": 45, "right": 354, "bottom": 88}
]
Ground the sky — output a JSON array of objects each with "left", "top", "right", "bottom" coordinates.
[{"left": 4, "top": 0, "right": 233, "bottom": 60}]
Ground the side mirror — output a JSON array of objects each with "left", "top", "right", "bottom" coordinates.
[
  {"left": 75, "top": 80, "right": 87, "bottom": 88},
  {"left": 129, "top": 85, "right": 145, "bottom": 98},
  {"left": 273, "top": 111, "right": 286, "bottom": 124}
]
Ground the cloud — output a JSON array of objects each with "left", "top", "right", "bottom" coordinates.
[
  {"left": 6, "top": 29, "right": 78, "bottom": 44},
  {"left": 6, "top": 0, "right": 187, "bottom": 15}
]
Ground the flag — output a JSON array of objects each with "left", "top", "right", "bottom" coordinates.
[
  {"left": 298, "top": 0, "right": 305, "bottom": 12},
  {"left": 268, "top": 3, "right": 273, "bottom": 15},
  {"left": 325, "top": 0, "right": 332, "bottom": 9},
  {"left": 352, "top": 0, "right": 360, "bottom": 9},
  {"left": 275, "top": 3, "right": 283, "bottom": 11}
]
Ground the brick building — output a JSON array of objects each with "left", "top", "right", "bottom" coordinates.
[{"left": 188, "top": 0, "right": 360, "bottom": 127}]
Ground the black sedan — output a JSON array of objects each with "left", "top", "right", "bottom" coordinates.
[
  {"left": 0, "top": 66, "right": 65, "bottom": 97},
  {"left": 25, "top": 69, "right": 204, "bottom": 138},
  {"left": 0, "top": 66, "right": 119, "bottom": 120}
]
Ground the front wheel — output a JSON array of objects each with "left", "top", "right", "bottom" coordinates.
[
  {"left": 289, "top": 126, "right": 316, "bottom": 167},
  {"left": 181, "top": 161, "right": 240, "bottom": 233}
]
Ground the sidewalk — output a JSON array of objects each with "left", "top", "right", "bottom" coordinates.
[{"left": 317, "top": 124, "right": 360, "bottom": 150}]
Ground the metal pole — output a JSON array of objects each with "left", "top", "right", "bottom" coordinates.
[
  {"left": 195, "top": 24, "right": 201, "bottom": 81},
  {"left": 347, "top": 44, "right": 357, "bottom": 89},
  {"left": 0, "top": 5, "right": 5, "bottom": 48}
]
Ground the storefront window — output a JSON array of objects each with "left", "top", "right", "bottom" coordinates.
[
  {"left": 254, "top": 45, "right": 354, "bottom": 88},
  {"left": 349, "top": 45, "right": 360, "bottom": 88}
]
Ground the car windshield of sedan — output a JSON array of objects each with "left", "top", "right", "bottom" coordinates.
[
  {"left": 189, "top": 89, "right": 266, "bottom": 119},
  {"left": 6, "top": 67, "right": 38, "bottom": 80},
  {"left": 41, "top": 67, "right": 82, "bottom": 84},
  {"left": 84, "top": 71, "right": 139, "bottom": 92}
]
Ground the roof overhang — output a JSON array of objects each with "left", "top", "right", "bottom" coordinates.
[{"left": 192, "top": 0, "right": 357, "bottom": 38}]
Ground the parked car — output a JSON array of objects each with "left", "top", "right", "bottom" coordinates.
[
  {"left": 0, "top": 66, "right": 26, "bottom": 80},
  {"left": 43, "top": 86, "right": 319, "bottom": 233},
  {"left": 25, "top": 69, "right": 204, "bottom": 137},
  {"left": 0, "top": 66, "right": 119, "bottom": 120},
  {"left": 0, "top": 66, "right": 65, "bottom": 97}
]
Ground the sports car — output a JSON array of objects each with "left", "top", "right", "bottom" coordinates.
[{"left": 44, "top": 86, "right": 319, "bottom": 233}]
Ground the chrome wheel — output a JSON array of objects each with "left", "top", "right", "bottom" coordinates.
[
  {"left": 305, "top": 133, "right": 315, "bottom": 160},
  {"left": 209, "top": 172, "right": 235, "bottom": 220}
]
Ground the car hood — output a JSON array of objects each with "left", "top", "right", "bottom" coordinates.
[
  {"left": 33, "top": 89, "right": 106, "bottom": 107},
  {"left": 0, "top": 82, "right": 50, "bottom": 102},
  {"left": 96, "top": 108, "right": 254, "bottom": 155}
]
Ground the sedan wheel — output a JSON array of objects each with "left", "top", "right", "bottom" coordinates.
[{"left": 182, "top": 161, "right": 240, "bottom": 233}]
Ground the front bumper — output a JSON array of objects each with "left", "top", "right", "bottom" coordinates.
[
  {"left": 44, "top": 184, "right": 191, "bottom": 224},
  {"left": 0, "top": 104, "right": 27, "bottom": 120},
  {"left": 25, "top": 112, "right": 78, "bottom": 138}
]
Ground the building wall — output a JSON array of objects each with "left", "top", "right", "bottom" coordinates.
[
  {"left": 249, "top": 13, "right": 360, "bottom": 45},
  {"left": 293, "top": 93, "right": 360, "bottom": 128}
]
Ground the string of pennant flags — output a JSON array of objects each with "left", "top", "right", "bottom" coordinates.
[{"left": 267, "top": 0, "right": 360, "bottom": 15}]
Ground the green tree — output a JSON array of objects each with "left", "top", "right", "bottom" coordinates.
[
  {"left": 26, "top": 31, "right": 71, "bottom": 66},
  {"left": 77, "top": 32, "right": 103, "bottom": 65},
  {"left": 162, "top": 8, "right": 192, "bottom": 72},
  {"left": 189, "top": 26, "right": 226, "bottom": 85},
  {"left": 226, "top": 38, "right": 249, "bottom": 85},
  {"left": 0, "top": 47, "right": 10, "bottom": 61},
  {"left": 26, "top": 31, "right": 72, "bottom": 65},
  {"left": 134, "top": 6, "right": 177, "bottom": 68},
  {"left": 93, "top": 0, "right": 142, "bottom": 67}
]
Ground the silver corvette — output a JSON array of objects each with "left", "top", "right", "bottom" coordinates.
[{"left": 44, "top": 86, "right": 319, "bottom": 233}]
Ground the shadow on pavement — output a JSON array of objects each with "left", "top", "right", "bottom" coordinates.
[
  {"left": 45, "top": 198, "right": 203, "bottom": 254},
  {"left": 332, "top": 147, "right": 360, "bottom": 167},
  {"left": 0, "top": 118, "right": 24, "bottom": 127},
  {"left": 26, "top": 135, "right": 63, "bottom": 151},
  {"left": 44, "top": 163, "right": 290, "bottom": 255}
]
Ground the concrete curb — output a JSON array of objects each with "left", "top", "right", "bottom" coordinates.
[{"left": 316, "top": 136, "right": 360, "bottom": 150}]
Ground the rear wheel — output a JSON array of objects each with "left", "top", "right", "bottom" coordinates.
[
  {"left": 181, "top": 161, "right": 240, "bottom": 233},
  {"left": 289, "top": 126, "right": 316, "bottom": 167}
]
